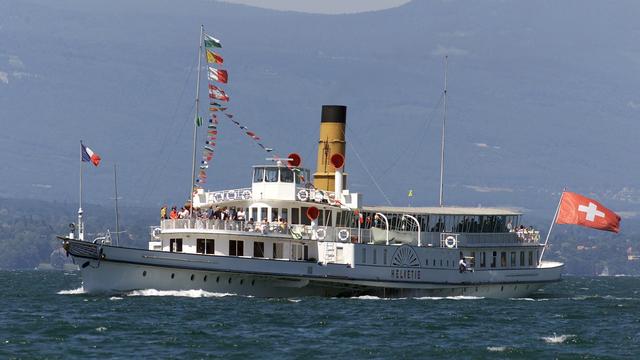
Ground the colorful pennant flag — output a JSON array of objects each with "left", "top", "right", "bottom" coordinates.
[
  {"left": 204, "top": 34, "right": 222, "bottom": 48},
  {"left": 206, "top": 49, "right": 224, "bottom": 64},
  {"left": 208, "top": 84, "right": 229, "bottom": 101},
  {"left": 208, "top": 67, "right": 228, "bottom": 84}
]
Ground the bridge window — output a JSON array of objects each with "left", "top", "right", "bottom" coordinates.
[
  {"left": 229, "top": 240, "right": 244, "bottom": 256},
  {"left": 260, "top": 208, "right": 267, "bottom": 222},
  {"left": 272, "top": 208, "right": 279, "bottom": 222},
  {"left": 281, "top": 208, "right": 288, "bottom": 223},
  {"left": 280, "top": 168, "right": 294, "bottom": 183},
  {"left": 265, "top": 167, "right": 278, "bottom": 182},
  {"left": 254, "top": 241, "right": 265, "bottom": 257},
  {"left": 253, "top": 168, "right": 264, "bottom": 182}
]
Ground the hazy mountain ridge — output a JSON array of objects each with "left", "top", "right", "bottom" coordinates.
[{"left": 1, "top": 0, "right": 639, "bottom": 222}]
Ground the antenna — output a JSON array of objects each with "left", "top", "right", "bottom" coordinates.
[{"left": 439, "top": 55, "right": 448, "bottom": 207}]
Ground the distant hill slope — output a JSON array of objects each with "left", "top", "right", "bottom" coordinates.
[{"left": 1, "top": 0, "right": 639, "bottom": 222}]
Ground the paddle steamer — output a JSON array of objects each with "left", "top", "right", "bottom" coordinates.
[{"left": 61, "top": 104, "right": 563, "bottom": 297}]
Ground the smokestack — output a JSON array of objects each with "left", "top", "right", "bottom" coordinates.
[{"left": 313, "top": 105, "right": 347, "bottom": 192}]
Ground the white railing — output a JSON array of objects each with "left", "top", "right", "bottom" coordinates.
[{"left": 158, "top": 219, "right": 371, "bottom": 243}]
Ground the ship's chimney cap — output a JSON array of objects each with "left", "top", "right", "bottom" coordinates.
[{"left": 321, "top": 105, "right": 347, "bottom": 124}]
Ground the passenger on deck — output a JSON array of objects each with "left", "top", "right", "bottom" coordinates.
[
  {"left": 260, "top": 218, "right": 269, "bottom": 234},
  {"left": 507, "top": 221, "right": 513, "bottom": 232},
  {"left": 178, "top": 207, "right": 189, "bottom": 219},
  {"left": 236, "top": 209, "right": 246, "bottom": 222},
  {"left": 169, "top": 207, "right": 178, "bottom": 220},
  {"left": 458, "top": 255, "right": 467, "bottom": 273},
  {"left": 160, "top": 205, "right": 167, "bottom": 220},
  {"left": 246, "top": 218, "right": 255, "bottom": 231}
]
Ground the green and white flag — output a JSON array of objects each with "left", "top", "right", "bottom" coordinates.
[{"left": 204, "top": 34, "right": 222, "bottom": 48}]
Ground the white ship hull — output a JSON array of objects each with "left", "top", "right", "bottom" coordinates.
[{"left": 64, "top": 238, "right": 563, "bottom": 298}]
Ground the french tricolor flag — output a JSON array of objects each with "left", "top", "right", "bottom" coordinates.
[{"left": 81, "top": 143, "right": 101, "bottom": 167}]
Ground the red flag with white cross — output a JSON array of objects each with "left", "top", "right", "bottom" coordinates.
[{"left": 556, "top": 192, "right": 621, "bottom": 233}]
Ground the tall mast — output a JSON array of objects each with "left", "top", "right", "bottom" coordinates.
[
  {"left": 113, "top": 164, "right": 121, "bottom": 246},
  {"left": 190, "top": 25, "right": 204, "bottom": 218},
  {"left": 438, "top": 56, "right": 448, "bottom": 207}
]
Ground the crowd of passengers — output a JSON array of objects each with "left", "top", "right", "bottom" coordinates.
[{"left": 160, "top": 205, "right": 290, "bottom": 234}]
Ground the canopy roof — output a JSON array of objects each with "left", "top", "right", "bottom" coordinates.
[{"left": 363, "top": 205, "right": 522, "bottom": 216}]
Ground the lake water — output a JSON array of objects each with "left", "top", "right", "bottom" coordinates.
[{"left": 0, "top": 271, "right": 638, "bottom": 359}]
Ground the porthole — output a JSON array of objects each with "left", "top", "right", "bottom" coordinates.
[
  {"left": 204, "top": 275, "right": 208, "bottom": 282},
  {"left": 190, "top": 274, "right": 195, "bottom": 281},
  {"left": 142, "top": 271, "right": 147, "bottom": 277},
  {"left": 171, "top": 273, "right": 175, "bottom": 279}
]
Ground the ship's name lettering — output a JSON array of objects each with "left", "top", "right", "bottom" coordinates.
[{"left": 390, "top": 269, "right": 421, "bottom": 280}]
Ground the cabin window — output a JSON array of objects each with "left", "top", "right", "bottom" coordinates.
[
  {"left": 528, "top": 251, "right": 533, "bottom": 266},
  {"left": 500, "top": 252, "right": 507, "bottom": 267},
  {"left": 510, "top": 252, "right": 516, "bottom": 267},
  {"left": 197, "top": 239, "right": 215, "bottom": 254},
  {"left": 536, "top": 250, "right": 540, "bottom": 266},
  {"left": 260, "top": 208, "right": 267, "bottom": 222},
  {"left": 520, "top": 251, "right": 525, "bottom": 266},
  {"left": 253, "top": 168, "right": 264, "bottom": 182},
  {"left": 440, "top": 259, "right": 443, "bottom": 267},
  {"left": 470, "top": 251, "right": 476, "bottom": 268},
  {"left": 254, "top": 241, "right": 265, "bottom": 258},
  {"left": 273, "top": 243, "right": 284, "bottom": 259},
  {"left": 291, "top": 208, "right": 300, "bottom": 224},
  {"left": 229, "top": 240, "right": 244, "bottom": 256},
  {"left": 292, "top": 244, "right": 308, "bottom": 261},
  {"left": 300, "top": 207, "right": 311, "bottom": 225},
  {"left": 383, "top": 249, "right": 388, "bottom": 265},
  {"left": 480, "top": 252, "right": 486, "bottom": 268},
  {"left": 170, "top": 238, "right": 182, "bottom": 253},
  {"left": 272, "top": 208, "right": 279, "bottom": 222},
  {"left": 362, "top": 248, "right": 366, "bottom": 263},
  {"left": 250, "top": 208, "right": 257, "bottom": 222},
  {"left": 491, "top": 251, "right": 497, "bottom": 268},
  {"left": 373, "top": 249, "right": 377, "bottom": 264},
  {"left": 318, "top": 210, "right": 324, "bottom": 226},
  {"left": 265, "top": 168, "right": 278, "bottom": 182},
  {"left": 280, "top": 168, "right": 294, "bottom": 183}
]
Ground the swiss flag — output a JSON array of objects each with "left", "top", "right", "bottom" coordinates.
[{"left": 556, "top": 192, "right": 621, "bottom": 233}]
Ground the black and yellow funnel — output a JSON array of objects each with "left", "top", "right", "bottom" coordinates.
[{"left": 313, "top": 105, "right": 347, "bottom": 192}]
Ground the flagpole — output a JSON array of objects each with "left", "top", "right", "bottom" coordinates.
[
  {"left": 438, "top": 55, "right": 448, "bottom": 207},
  {"left": 539, "top": 191, "right": 565, "bottom": 265},
  {"left": 78, "top": 140, "right": 84, "bottom": 241},
  {"left": 190, "top": 25, "right": 204, "bottom": 219}
]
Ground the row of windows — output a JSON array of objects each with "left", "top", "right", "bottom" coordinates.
[
  {"left": 253, "top": 167, "right": 310, "bottom": 184},
  {"left": 248, "top": 206, "right": 333, "bottom": 226},
  {"left": 477, "top": 250, "right": 539, "bottom": 268},
  {"left": 168, "top": 238, "right": 307, "bottom": 261}
]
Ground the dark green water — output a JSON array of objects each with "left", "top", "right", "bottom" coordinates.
[{"left": 0, "top": 271, "right": 638, "bottom": 359}]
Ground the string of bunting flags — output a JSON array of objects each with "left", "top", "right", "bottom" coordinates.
[{"left": 195, "top": 32, "right": 276, "bottom": 186}]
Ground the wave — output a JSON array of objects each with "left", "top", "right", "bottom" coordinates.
[
  {"left": 109, "top": 296, "right": 123, "bottom": 301},
  {"left": 57, "top": 287, "right": 85, "bottom": 295},
  {"left": 541, "top": 334, "right": 575, "bottom": 344},
  {"left": 415, "top": 295, "right": 485, "bottom": 300},
  {"left": 486, "top": 346, "right": 506, "bottom": 352},
  {"left": 126, "top": 289, "right": 236, "bottom": 298}
]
